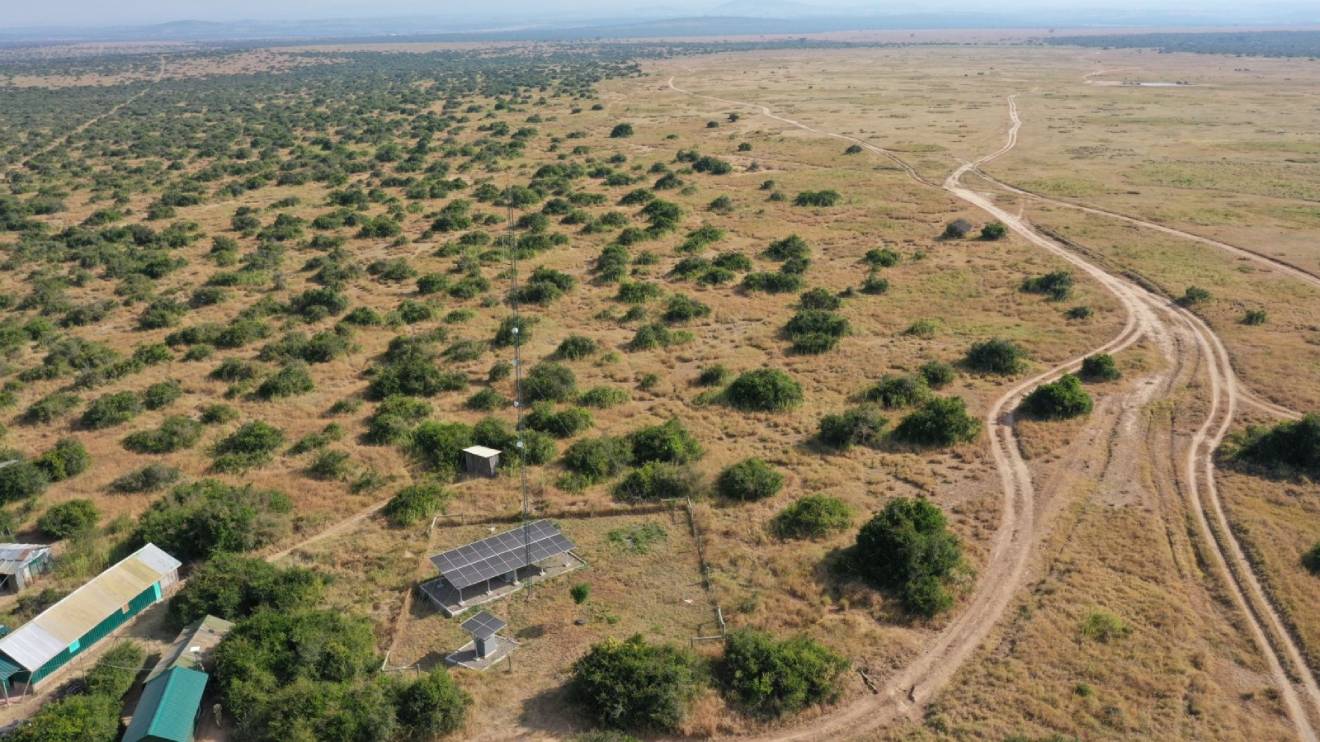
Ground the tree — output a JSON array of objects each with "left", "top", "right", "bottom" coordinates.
[
  {"left": 725, "top": 369, "right": 803, "bottom": 412},
  {"left": 610, "top": 123, "right": 634, "bottom": 138},
  {"left": 168, "top": 554, "right": 324, "bottom": 628},
  {"left": 394, "top": 668, "right": 470, "bottom": 737},
  {"left": 892, "top": 397, "right": 981, "bottom": 447},
  {"left": 1021, "top": 271, "right": 1074, "bottom": 301},
  {"left": 965, "top": 338, "right": 1027, "bottom": 374},
  {"left": 864, "top": 375, "right": 929, "bottom": 409},
  {"left": 717, "top": 459, "right": 784, "bottom": 501},
  {"left": 1020, "top": 374, "right": 1093, "bottom": 420},
  {"left": 772, "top": 495, "right": 852, "bottom": 540},
  {"left": 37, "top": 499, "right": 99, "bottom": 539},
  {"left": 522, "top": 361, "right": 577, "bottom": 403},
  {"left": 569, "top": 635, "right": 702, "bottom": 732},
  {"left": 629, "top": 419, "right": 702, "bottom": 465},
  {"left": 855, "top": 497, "right": 961, "bottom": 616},
  {"left": 34, "top": 438, "right": 90, "bottom": 482},
  {"left": 718, "top": 629, "right": 848, "bottom": 718}
]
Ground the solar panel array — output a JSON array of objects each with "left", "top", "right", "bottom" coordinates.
[
  {"left": 461, "top": 610, "right": 507, "bottom": 639},
  {"left": 431, "top": 520, "right": 575, "bottom": 590}
]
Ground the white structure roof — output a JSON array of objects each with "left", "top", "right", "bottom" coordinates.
[
  {"left": 463, "top": 445, "right": 501, "bottom": 458},
  {"left": 0, "top": 544, "right": 181, "bottom": 671}
]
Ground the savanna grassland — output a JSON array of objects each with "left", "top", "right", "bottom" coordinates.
[{"left": 0, "top": 34, "right": 1318, "bottom": 742}]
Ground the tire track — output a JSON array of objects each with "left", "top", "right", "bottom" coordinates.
[{"left": 667, "top": 75, "right": 1320, "bottom": 741}]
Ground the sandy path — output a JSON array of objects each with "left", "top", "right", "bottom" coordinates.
[{"left": 667, "top": 75, "right": 1320, "bottom": 741}]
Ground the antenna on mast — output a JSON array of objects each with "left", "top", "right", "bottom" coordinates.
[{"left": 505, "top": 170, "right": 532, "bottom": 591}]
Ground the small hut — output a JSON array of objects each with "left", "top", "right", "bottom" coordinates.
[
  {"left": 462, "top": 446, "right": 500, "bottom": 478},
  {"left": 0, "top": 544, "right": 52, "bottom": 595}
]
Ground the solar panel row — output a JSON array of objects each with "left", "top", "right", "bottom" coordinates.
[{"left": 431, "top": 520, "right": 576, "bottom": 590}]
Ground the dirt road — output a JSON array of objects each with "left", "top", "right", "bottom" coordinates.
[{"left": 668, "top": 75, "right": 1320, "bottom": 741}]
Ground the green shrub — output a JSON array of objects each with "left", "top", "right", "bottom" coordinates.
[
  {"left": 629, "top": 419, "right": 702, "bottom": 464},
  {"left": 1080, "top": 353, "right": 1121, "bottom": 381},
  {"left": 365, "top": 395, "right": 431, "bottom": 445},
  {"left": 1179, "top": 285, "right": 1211, "bottom": 306},
  {"left": 22, "top": 392, "right": 81, "bottom": 425},
  {"left": 799, "top": 287, "right": 841, "bottom": 310},
  {"left": 785, "top": 310, "right": 847, "bottom": 354},
  {"left": 81, "top": 391, "right": 143, "bottom": 429},
  {"left": 34, "top": 437, "right": 91, "bottom": 481},
  {"left": 793, "top": 190, "right": 840, "bottom": 207},
  {"left": 257, "top": 363, "right": 314, "bottom": 400},
  {"left": 553, "top": 335, "right": 599, "bottom": 361},
  {"left": 817, "top": 406, "right": 887, "bottom": 450},
  {"left": 306, "top": 449, "right": 351, "bottom": 480},
  {"left": 142, "top": 379, "right": 183, "bottom": 409},
  {"left": 1302, "top": 542, "right": 1320, "bottom": 575},
  {"left": 168, "top": 554, "right": 323, "bottom": 628},
  {"left": 200, "top": 403, "right": 241, "bottom": 424},
  {"left": 522, "top": 362, "right": 577, "bottom": 403},
  {"left": 562, "top": 436, "right": 633, "bottom": 484},
  {"left": 569, "top": 635, "right": 701, "bottom": 732},
  {"left": 613, "top": 462, "right": 701, "bottom": 501},
  {"left": 1021, "top": 271, "right": 1074, "bottom": 301},
  {"left": 859, "top": 274, "right": 889, "bottom": 295},
  {"left": 408, "top": 421, "right": 474, "bottom": 478},
  {"left": 84, "top": 642, "right": 146, "bottom": 698},
  {"left": 134, "top": 479, "right": 292, "bottom": 561},
  {"left": 579, "top": 385, "right": 629, "bottom": 408},
  {"left": 628, "top": 323, "right": 689, "bottom": 352},
  {"left": 718, "top": 629, "right": 848, "bottom": 718},
  {"left": 725, "top": 369, "right": 803, "bottom": 412},
  {"left": 1243, "top": 308, "right": 1268, "bottom": 326},
  {"left": 965, "top": 338, "right": 1027, "bottom": 374},
  {"left": 394, "top": 668, "right": 470, "bottom": 738},
  {"left": 7, "top": 695, "right": 119, "bottom": 742},
  {"left": 716, "top": 458, "right": 784, "bottom": 501},
  {"left": 1066, "top": 305, "right": 1093, "bottom": 320},
  {"left": 892, "top": 397, "right": 981, "bottom": 447},
  {"left": 466, "top": 387, "right": 509, "bottom": 411},
  {"left": 1080, "top": 610, "right": 1130, "bottom": 643},
  {"left": 526, "top": 403, "right": 594, "bottom": 438},
  {"left": 123, "top": 415, "right": 203, "bottom": 454},
  {"left": 571, "top": 583, "right": 591, "bottom": 604},
  {"left": 492, "top": 315, "right": 534, "bottom": 347},
  {"left": 610, "top": 123, "right": 635, "bottom": 138},
  {"left": 211, "top": 421, "right": 285, "bottom": 472},
  {"left": 855, "top": 497, "right": 961, "bottom": 616},
  {"left": 383, "top": 482, "right": 451, "bottom": 527},
  {"left": 696, "top": 365, "right": 730, "bottom": 387},
  {"left": 772, "top": 495, "right": 851, "bottom": 539},
  {"left": 110, "top": 463, "right": 181, "bottom": 493},
  {"left": 0, "top": 459, "right": 49, "bottom": 503},
  {"left": 663, "top": 294, "right": 711, "bottom": 324},
  {"left": 1021, "top": 374, "right": 1093, "bottom": 420},
  {"left": 863, "top": 248, "right": 900, "bottom": 268},
  {"left": 742, "top": 271, "right": 803, "bottom": 294},
  {"left": 1234, "top": 413, "right": 1320, "bottom": 477},
  {"left": 37, "top": 499, "right": 99, "bottom": 538},
  {"left": 919, "top": 361, "right": 956, "bottom": 389},
  {"left": 864, "top": 374, "right": 929, "bottom": 409},
  {"left": 904, "top": 319, "right": 938, "bottom": 338},
  {"left": 980, "top": 221, "right": 1007, "bottom": 240}
]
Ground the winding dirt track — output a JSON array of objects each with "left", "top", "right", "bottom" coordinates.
[{"left": 667, "top": 75, "right": 1320, "bottom": 741}]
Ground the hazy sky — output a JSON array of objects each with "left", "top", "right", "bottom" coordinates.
[{"left": 4, "top": 0, "right": 1314, "bottom": 28}]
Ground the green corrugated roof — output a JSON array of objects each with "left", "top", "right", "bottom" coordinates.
[{"left": 123, "top": 666, "right": 207, "bottom": 742}]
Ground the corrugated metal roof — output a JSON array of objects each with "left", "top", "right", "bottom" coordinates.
[
  {"left": 0, "top": 543, "right": 181, "bottom": 671},
  {"left": 123, "top": 666, "right": 208, "bottom": 742},
  {"left": 0, "top": 544, "right": 49, "bottom": 575},
  {"left": 145, "top": 615, "right": 234, "bottom": 685}
]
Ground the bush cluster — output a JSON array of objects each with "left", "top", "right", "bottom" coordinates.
[
  {"left": 855, "top": 497, "right": 962, "bottom": 616},
  {"left": 892, "top": 397, "right": 981, "bottom": 447},
  {"left": 1020, "top": 374, "right": 1093, "bottom": 420},
  {"left": 716, "top": 458, "right": 784, "bottom": 501},
  {"left": 772, "top": 495, "right": 852, "bottom": 540},
  {"left": 725, "top": 369, "right": 803, "bottom": 412},
  {"left": 569, "top": 635, "right": 701, "bottom": 732},
  {"left": 718, "top": 629, "right": 848, "bottom": 718},
  {"left": 133, "top": 479, "right": 292, "bottom": 562},
  {"left": 168, "top": 554, "right": 324, "bottom": 628}
]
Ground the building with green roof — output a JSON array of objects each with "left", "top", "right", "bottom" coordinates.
[{"left": 122, "top": 666, "right": 208, "bottom": 742}]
